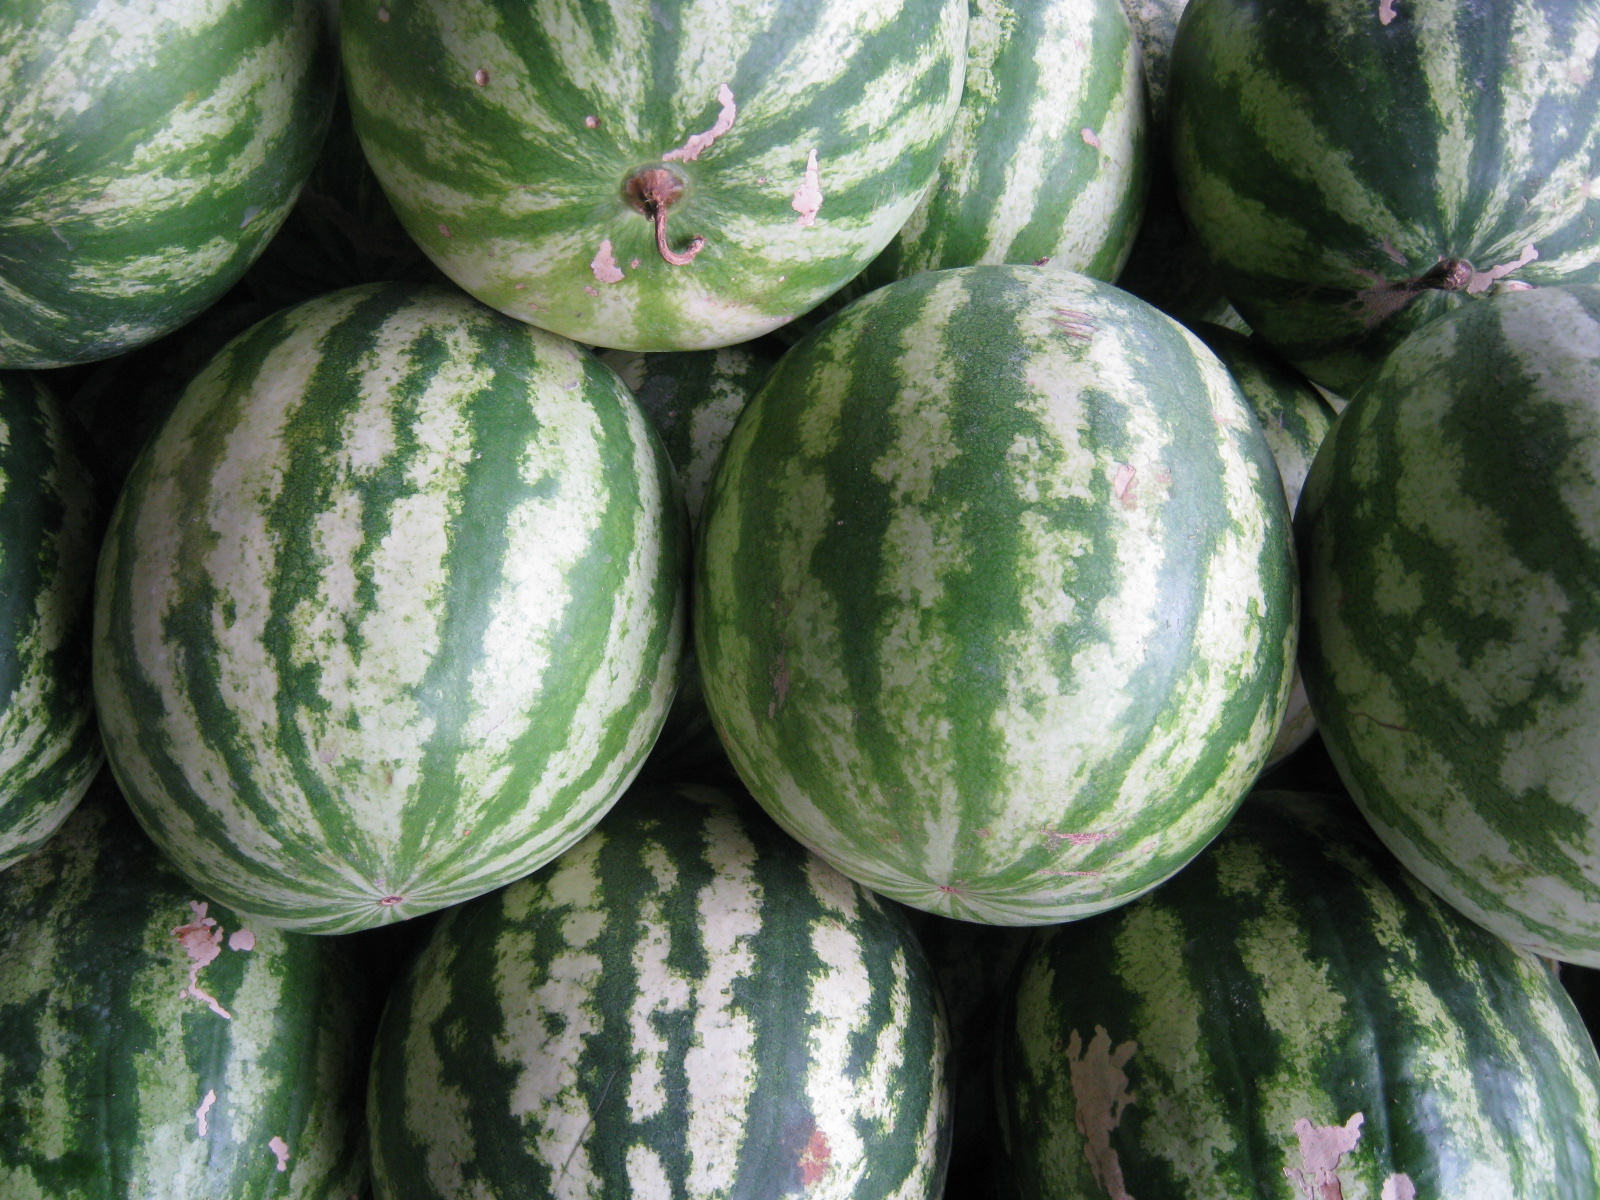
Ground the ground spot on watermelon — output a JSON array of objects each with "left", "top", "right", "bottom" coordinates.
[
  {"left": 1067, "top": 1027, "right": 1137, "bottom": 1200},
  {"left": 793, "top": 150, "right": 823, "bottom": 227},
  {"left": 1283, "top": 1113, "right": 1364, "bottom": 1200},
  {"left": 664, "top": 84, "right": 737, "bottom": 162},
  {"left": 591, "top": 240, "right": 625, "bottom": 284},
  {"left": 172, "top": 902, "right": 232, "bottom": 1020},
  {"left": 269, "top": 1136, "right": 291, "bottom": 1172},
  {"left": 196, "top": 1090, "right": 217, "bottom": 1137}
]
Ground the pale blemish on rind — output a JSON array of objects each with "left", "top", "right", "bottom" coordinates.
[
  {"left": 1466, "top": 243, "right": 1538, "bottom": 293},
  {"left": 172, "top": 901, "right": 232, "bottom": 1019},
  {"left": 1378, "top": 0, "right": 1398, "bottom": 24},
  {"left": 1382, "top": 1174, "right": 1418, "bottom": 1200},
  {"left": 269, "top": 1135, "right": 291, "bottom": 1172},
  {"left": 228, "top": 928, "right": 255, "bottom": 951},
  {"left": 591, "top": 239, "right": 625, "bottom": 284},
  {"left": 1067, "top": 1027, "right": 1137, "bottom": 1200},
  {"left": 1283, "top": 1112, "right": 1364, "bottom": 1199},
  {"left": 793, "top": 149, "right": 823, "bottom": 227},
  {"left": 196, "top": 1089, "right": 217, "bottom": 1137},
  {"left": 663, "top": 84, "right": 737, "bottom": 162}
]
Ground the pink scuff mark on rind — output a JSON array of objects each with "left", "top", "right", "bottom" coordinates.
[
  {"left": 1067, "top": 1027, "right": 1138, "bottom": 1200},
  {"left": 584, "top": 114, "right": 600, "bottom": 128},
  {"left": 172, "top": 902, "right": 232, "bottom": 1020},
  {"left": 228, "top": 928, "right": 256, "bottom": 952},
  {"left": 1112, "top": 463, "right": 1137, "bottom": 507},
  {"left": 799, "top": 1126, "right": 832, "bottom": 1187},
  {"left": 1045, "top": 828, "right": 1112, "bottom": 846},
  {"left": 793, "top": 149, "right": 823, "bottom": 227},
  {"left": 269, "top": 1136, "right": 291, "bottom": 1172},
  {"left": 1378, "top": 0, "right": 1397, "bottom": 23},
  {"left": 590, "top": 239, "right": 625, "bottom": 284},
  {"left": 473, "top": 67, "right": 489, "bottom": 86},
  {"left": 768, "top": 652, "right": 791, "bottom": 719},
  {"left": 663, "top": 84, "right": 737, "bottom": 162},
  {"left": 1379, "top": 236, "right": 1407, "bottom": 265},
  {"left": 1283, "top": 1112, "right": 1364, "bottom": 1200},
  {"left": 1467, "top": 243, "right": 1538, "bottom": 294},
  {"left": 196, "top": 1089, "right": 217, "bottom": 1137},
  {"left": 1081, "top": 127, "right": 1102, "bottom": 150},
  {"left": 1382, "top": 1175, "right": 1417, "bottom": 1200}
]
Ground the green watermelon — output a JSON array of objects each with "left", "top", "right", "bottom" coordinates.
[
  {"left": 694, "top": 264, "right": 1297, "bottom": 925},
  {"left": 0, "top": 370, "right": 101, "bottom": 870},
  {"left": 339, "top": 0, "right": 968, "bottom": 352},
  {"left": 600, "top": 343, "right": 779, "bottom": 778},
  {"left": 0, "top": 0, "right": 337, "bottom": 368},
  {"left": 92, "top": 282, "right": 686, "bottom": 934},
  {"left": 366, "top": 780, "right": 951, "bottom": 1199},
  {"left": 1298, "top": 282, "right": 1600, "bottom": 966},
  {"left": 1191, "top": 322, "right": 1337, "bottom": 770},
  {"left": 1167, "top": 0, "right": 1600, "bottom": 395},
  {"left": 866, "top": 0, "right": 1148, "bottom": 286},
  {"left": 0, "top": 777, "right": 370, "bottom": 1198},
  {"left": 995, "top": 792, "right": 1600, "bottom": 1198}
]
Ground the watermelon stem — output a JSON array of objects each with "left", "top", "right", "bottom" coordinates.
[{"left": 626, "top": 167, "right": 705, "bottom": 266}]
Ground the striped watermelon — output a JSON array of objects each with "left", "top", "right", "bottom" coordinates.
[
  {"left": 92, "top": 282, "right": 686, "bottom": 935},
  {"left": 1167, "top": 0, "right": 1600, "bottom": 396},
  {"left": 1297, "top": 283, "right": 1600, "bottom": 966},
  {"left": 694, "top": 264, "right": 1297, "bottom": 925},
  {"left": 339, "top": 0, "right": 968, "bottom": 352},
  {"left": 995, "top": 791, "right": 1600, "bottom": 1198},
  {"left": 366, "top": 780, "right": 951, "bottom": 1199},
  {"left": 0, "top": 777, "right": 370, "bottom": 1198},
  {"left": 0, "top": 370, "right": 101, "bottom": 871},
  {"left": 1191, "top": 323, "right": 1336, "bottom": 771},
  {"left": 600, "top": 343, "right": 779, "bottom": 777},
  {"left": 0, "top": 0, "right": 337, "bottom": 369},
  {"left": 865, "top": 0, "right": 1148, "bottom": 286}
]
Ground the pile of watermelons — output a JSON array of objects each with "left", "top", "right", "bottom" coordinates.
[{"left": 5, "top": 0, "right": 1600, "bottom": 1196}]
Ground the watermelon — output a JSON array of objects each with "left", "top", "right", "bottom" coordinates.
[
  {"left": 1167, "top": 0, "right": 1600, "bottom": 396},
  {"left": 1190, "top": 322, "right": 1337, "bottom": 770},
  {"left": 365, "top": 780, "right": 951, "bottom": 1199},
  {"left": 600, "top": 343, "right": 779, "bottom": 778},
  {"left": 994, "top": 792, "right": 1600, "bottom": 1198},
  {"left": 0, "top": 0, "right": 338, "bottom": 369},
  {"left": 694, "top": 264, "right": 1297, "bottom": 925},
  {"left": 865, "top": 0, "right": 1148, "bottom": 286},
  {"left": 339, "top": 0, "right": 968, "bottom": 352},
  {"left": 0, "top": 777, "right": 370, "bottom": 1198},
  {"left": 0, "top": 370, "right": 101, "bottom": 871},
  {"left": 1298, "top": 282, "right": 1600, "bottom": 966},
  {"left": 92, "top": 281, "right": 686, "bottom": 935}
]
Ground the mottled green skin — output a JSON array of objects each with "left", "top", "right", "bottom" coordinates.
[
  {"left": 1192, "top": 323, "right": 1336, "bottom": 769},
  {"left": 867, "top": 0, "right": 1148, "bottom": 285},
  {"left": 997, "top": 793, "right": 1600, "bottom": 1199},
  {"left": 1298, "top": 283, "right": 1600, "bottom": 965},
  {"left": 1169, "top": 0, "right": 1600, "bottom": 395},
  {"left": 340, "top": 0, "right": 967, "bottom": 351},
  {"left": 0, "top": 0, "right": 337, "bottom": 368},
  {"left": 602, "top": 344, "right": 778, "bottom": 779},
  {"left": 696, "top": 264, "right": 1296, "bottom": 925},
  {"left": 367, "top": 781, "right": 951, "bottom": 1200},
  {"left": 0, "top": 371, "right": 102, "bottom": 870},
  {"left": 0, "top": 778, "right": 370, "bottom": 1199},
  {"left": 93, "top": 283, "right": 687, "bottom": 933}
]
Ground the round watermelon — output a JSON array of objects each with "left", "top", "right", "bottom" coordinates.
[
  {"left": 995, "top": 791, "right": 1600, "bottom": 1198},
  {"left": 695, "top": 264, "right": 1297, "bottom": 925},
  {"left": 1167, "top": 0, "right": 1600, "bottom": 396},
  {"left": 339, "top": 0, "right": 968, "bottom": 352},
  {"left": 92, "top": 282, "right": 686, "bottom": 934},
  {"left": 1298, "top": 282, "right": 1600, "bottom": 965},
  {"left": 0, "top": 0, "right": 337, "bottom": 368},
  {"left": 0, "top": 776, "right": 370, "bottom": 1198},
  {"left": 366, "top": 780, "right": 951, "bottom": 1199},
  {"left": 0, "top": 371, "right": 101, "bottom": 871}
]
